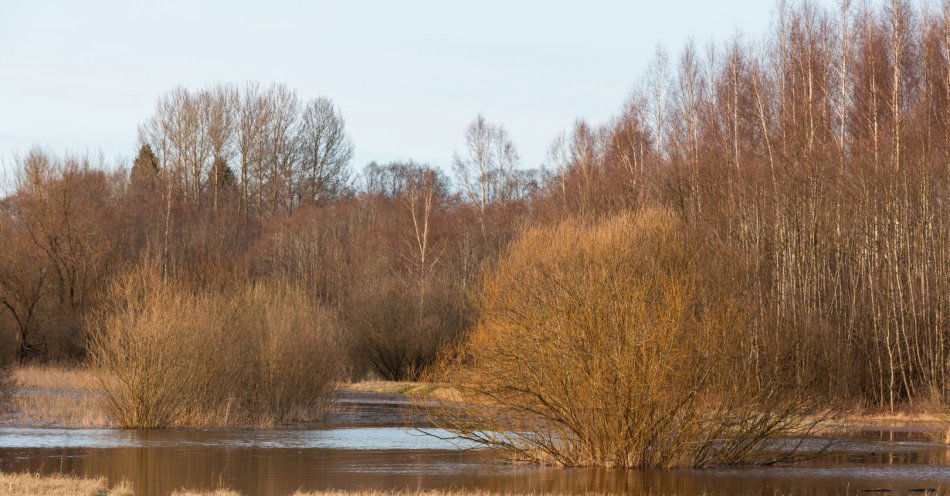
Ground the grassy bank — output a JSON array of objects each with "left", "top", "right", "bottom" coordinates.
[
  {"left": 7, "top": 366, "right": 461, "bottom": 429},
  {"left": 7, "top": 365, "right": 948, "bottom": 434},
  {"left": 10, "top": 366, "right": 110, "bottom": 428},
  {"left": 0, "top": 472, "right": 132, "bottom": 496},
  {"left": 345, "top": 381, "right": 460, "bottom": 401}
]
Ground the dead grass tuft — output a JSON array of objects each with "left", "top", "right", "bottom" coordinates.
[
  {"left": 344, "top": 381, "right": 461, "bottom": 402},
  {"left": 15, "top": 365, "right": 99, "bottom": 392},
  {"left": 0, "top": 472, "right": 132, "bottom": 496},
  {"left": 8, "top": 365, "right": 111, "bottom": 428},
  {"left": 12, "top": 391, "right": 111, "bottom": 428}
]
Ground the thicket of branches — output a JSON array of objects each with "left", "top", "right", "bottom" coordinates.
[
  {"left": 0, "top": 0, "right": 946, "bottom": 415},
  {"left": 530, "top": 0, "right": 948, "bottom": 410}
]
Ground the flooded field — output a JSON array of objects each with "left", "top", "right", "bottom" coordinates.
[{"left": 0, "top": 392, "right": 946, "bottom": 496}]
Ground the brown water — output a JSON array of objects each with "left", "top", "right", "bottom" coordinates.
[{"left": 0, "top": 393, "right": 946, "bottom": 496}]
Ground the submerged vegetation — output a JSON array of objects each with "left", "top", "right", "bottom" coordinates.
[{"left": 0, "top": 0, "right": 945, "bottom": 469}]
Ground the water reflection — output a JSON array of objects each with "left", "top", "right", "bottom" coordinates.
[
  {"left": 0, "top": 426, "right": 945, "bottom": 496},
  {"left": 0, "top": 427, "right": 471, "bottom": 450}
]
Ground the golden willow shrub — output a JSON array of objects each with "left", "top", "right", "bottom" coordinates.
[
  {"left": 431, "top": 209, "right": 825, "bottom": 468},
  {"left": 88, "top": 265, "right": 341, "bottom": 429}
]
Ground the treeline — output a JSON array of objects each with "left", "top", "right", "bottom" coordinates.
[
  {"left": 0, "top": 0, "right": 946, "bottom": 414},
  {"left": 0, "top": 84, "right": 535, "bottom": 382}
]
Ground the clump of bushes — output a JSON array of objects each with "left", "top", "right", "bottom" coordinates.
[
  {"left": 88, "top": 264, "right": 341, "bottom": 429},
  {"left": 344, "top": 274, "right": 470, "bottom": 381},
  {"left": 432, "top": 209, "right": 824, "bottom": 468}
]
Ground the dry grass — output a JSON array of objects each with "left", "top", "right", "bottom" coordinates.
[
  {"left": 170, "top": 490, "right": 241, "bottom": 496},
  {"left": 12, "top": 391, "right": 111, "bottom": 428},
  {"left": 291, "top": 493, "right": 583, "bottom": 496},
  {"left": 8, "top": 365, "right": 110, "bottom": 428},
  {"left": 344, "top": 381, "right": 461, "bottom": 402},
  {"left": 8, "top": 368, "right": 462, "bottom": 428},
  {"left": 288, "top": 491, "right": 950, "bottom": 496},
  {"left": 0, "top": 472, "right": 132, "bottom": 496},
  {"left": 15, "top": 365, "right": 99, "bottom": 392},
  {"left": 9, "top": 365, "right": 105, "bottom": 428},
  {"left": 5, "top": 363, "right": 943, "bottom": 434},
  {"left": 0, "top": 473, "right": 943, "bottom": 496}
]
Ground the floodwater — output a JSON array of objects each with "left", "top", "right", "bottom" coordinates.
[{"left": 0, "top": 392, "right": 946, "bottom": 496}]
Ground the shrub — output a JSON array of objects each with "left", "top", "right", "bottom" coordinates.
[
  {"left": 0, "top": 319, "right": 20, "bottom": 410},
  {"left": 431, "top": 209, "right": 824, "bottom": 468},
  {"left": 0, "top": 361, "right": 17, "bottom": 413},
  {"left": 344, "top": 274, "right": 470, "bottom": 381},
  {"left": 88, "top": 264, "right": 341, "bottom": 428}
]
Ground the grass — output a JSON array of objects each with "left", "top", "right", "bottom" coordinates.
[
  {"left": 6, "top": 365, "right": 458, "bottom": 429},
  {"left": 15, "top": 365, "right": 99, "bottom": 392},
  {"left": 10, "top": 365, "right": 111, "bottom": 428},
  {"left": 0, "top": 472, "right": 132, "bottom": 496},
  {"left": 170, "top": 491, "right": 241, "bottom": 496},
  {"left": 4, "top": 364, "right": 947, "bottom": 440},
  {"left": 0, "top": 472, "right": 237, "bottom": 496},
  {"left": 12, "top": 391, "right": 112, "bottom": 428},
  {"left": 344, "top": 381, "right": 461, "bottom": 401},
  {"left": 0, "top": 473, "right": 944, "bottom": 496}
]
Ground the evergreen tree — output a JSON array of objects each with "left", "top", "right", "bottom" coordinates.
[
  {"left": 129, "top": 144, "right": 161, "bottom": 198},
  {"left": 210, "top": 157, "right": 236, "bottom": 209}
]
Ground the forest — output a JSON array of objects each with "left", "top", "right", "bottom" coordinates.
[{"left": 0, "top": 0, "right": 946, "bottom": 466}]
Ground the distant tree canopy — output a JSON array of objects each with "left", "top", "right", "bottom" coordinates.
[{"left": 138, "top": 83, "right": 355, "bottom": 216}]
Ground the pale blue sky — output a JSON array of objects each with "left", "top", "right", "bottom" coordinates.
[{"left": 0, "top": 0, "right": 840, "bottom": 177}]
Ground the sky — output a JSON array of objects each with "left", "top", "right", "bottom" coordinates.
[{"left": 0, "top": 0, "right": 842, "bottom": 179}]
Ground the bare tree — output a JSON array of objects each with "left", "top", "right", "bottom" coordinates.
[
  {"left": 237, "top": 82, "right": 270, "bottom": 216},
  {"left": 4, "top": 149, "right": 119, "bottom": 358},
  {"left": 453, "top": 114, "right": 520, "bottom": 235},
  {"left": 202, "top": 85, "right": 238, "bottom": 211},
  {"left": 296, "top": 97, "right": 354, "bottom": 205},
  {"left": 262, "top": 83, "right": 299, "bottom": 214},
  {"left": 0, "top": 218, "right": 48, "bottom": 363},
  {"left": 138, "top": 97, "right": 177, "bottom": 277}
]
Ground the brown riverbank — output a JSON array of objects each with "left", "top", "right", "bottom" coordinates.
[
  {"left": 5, "top": 366, "right": 448, "bottom": 429},
  {"left": 5, "top": 365, "right": 948, "bottom": 436}
]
